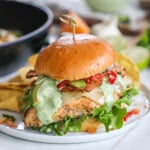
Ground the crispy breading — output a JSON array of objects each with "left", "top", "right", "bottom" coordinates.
[
  {"left": 52, "top": 96, "right": 100, "bottom": 121},
  {"left": 24, "top": 108, "right": 41, "bottom": 127},
  {"left": 24, "top": 97, "right": 100, "bottom": 127}
]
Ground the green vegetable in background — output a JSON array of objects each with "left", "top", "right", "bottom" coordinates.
[
  {"left": 118, "top": 15, "right": 130, "bottom": 24},
  {"left": 137, "top": 25, "right": 150, "bottom": 51}
]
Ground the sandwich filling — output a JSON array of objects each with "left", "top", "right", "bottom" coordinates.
[{"left": 23, "top": 64, "right": 138, "bottom": 135}]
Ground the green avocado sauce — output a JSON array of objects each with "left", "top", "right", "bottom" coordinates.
[
  {"left": 34, "top": 76, "right": 62, "bottom": 125},
  {"left": 100, "top": 75, "right": 126, "bottom": 112}
]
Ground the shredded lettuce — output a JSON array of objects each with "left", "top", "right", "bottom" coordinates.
[
  {"left": 22, "top": 88, "right": 33, "bottom": 112},
  {"left": 93, "top": 87, "right": 138, "bottom": 131}
]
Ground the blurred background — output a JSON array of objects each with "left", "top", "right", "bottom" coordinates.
[{"left": 0, "top": 0, "right": 150, "bottom": 79}]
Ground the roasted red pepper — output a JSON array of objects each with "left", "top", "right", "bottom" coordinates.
[
  {"left": 57, "top": 73, "right": 104, "bottom": 91},
  {"left": 84, "top": 73, "right": 103, "bottom": 84},
  {"left": 124, "top": 109, "right": 140, "bottom": 122},
  {"left": 57, "top": 80, "right": 68, "bottom": 90},
  {"left": 107, "top": 71, "right": 117, "bottom": 84},
  {"left": 84, "top": 73, "right": 103, "bottom": 91}
]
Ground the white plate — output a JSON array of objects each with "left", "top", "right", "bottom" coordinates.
[{"left": 0, "top": 84, "right": 149, "bottom": 144}]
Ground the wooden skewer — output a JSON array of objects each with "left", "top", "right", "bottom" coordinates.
[{"left": 59, "top": 14, "right": 79, "bottom": 41}]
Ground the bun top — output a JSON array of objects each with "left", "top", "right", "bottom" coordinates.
[{"left": 35, "top": 34, "right": 116, "bottom": 81}]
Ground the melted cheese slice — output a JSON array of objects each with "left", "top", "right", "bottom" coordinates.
[
  {"left": 61, "top": 74, "right": 131, "bottom": 107},
  {"left": 61, "top": 88, "right": 104, "bottom": 105}
]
